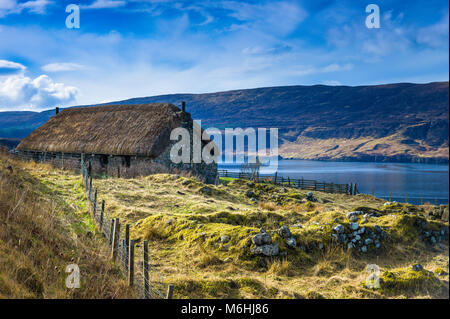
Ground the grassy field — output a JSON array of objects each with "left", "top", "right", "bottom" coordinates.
[
  {"left": 4, "top": 156, "right": 449, "bottom": 299},
  {"left": 0, "top": 153, "right": 135, "bottom": 298}
]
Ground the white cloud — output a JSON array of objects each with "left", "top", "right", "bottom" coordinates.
[
  {"left": 81, "top": 0, "right": 127, "bottom": 9},
  {"left": 0, "top": 0, "right": 52, "bottom": 17},
  {"left": 220, "top": 1, "right": 307, "bottom": 36},
  {"left": 42, "top": 62, "right": 85, "bottom": 72},
  {"left": 417, "top": 13, "right": 449, "bottom": 48},
  {"left": 0, "top": 59, "right": 26, "bottom": 75},
  {"left": 0, "top": 74, "right": 79, "bottom": 111},
  {"left": 293, "top": 63, "right": 353, "bottom": 76}
]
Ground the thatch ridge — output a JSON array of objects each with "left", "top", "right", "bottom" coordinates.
[{"left": 17, "top": 103, "right": 190, "bottom": 157}]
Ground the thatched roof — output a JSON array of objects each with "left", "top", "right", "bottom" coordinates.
[{"left": 17, "top": 103, "right": 191, "bottom": 157}]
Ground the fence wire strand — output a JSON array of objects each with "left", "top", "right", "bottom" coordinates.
[{"left": 80, "top": 159, "right": 169, "bottom": 299}]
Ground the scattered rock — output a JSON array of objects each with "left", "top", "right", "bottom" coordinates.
[
  {"left": 220, "top": 235, "right": 230, "bottom": 244},
  {"left": 360, "top": 246, "right": 367, "bottom": 253},
  {"left": 286, "top": 237, "right": 297, "bottom": 249},
  {"left": 350, "top": 215, "right": 359, "bottom": 222},
  {"left": 182, "top": 180, "right": 191, "bottom": 186},
  {"left": 350, "top": 222, "right": 359, "bottom": 230},
  {"left": 252, "top": 233, "right": 272, "bottom": 246},
  {"left": 245, "top": 190, "right": 256, "bottom": 198},
  {"left": 411, "top": 264, "right": 423, "bottom": 272},
  {"left": 278, "top": 225, "right": 292, "bottom": 238},
  {"left": 247, "top": 182, "right": 255, "bottom": 187},
  {"left": 333, "top": 224, "right": 345, "bottom": 234},
  {"left": 177, "top": 191, "right": 185, "bottom": 195},
  {"left": 346, "top": 211, "right": 363, "bottom": 219},
  {"left": 251, "top": 243, "right": 279, "bottom": 256},
  {"left": 442, "top": 208, "right": 449, "bottom": 222},
  {"left": 306, "top": 192, "right": 316, "bottom": 201},
  {"left": 200, "top": 187, "right": 211, "bottom": 195}
]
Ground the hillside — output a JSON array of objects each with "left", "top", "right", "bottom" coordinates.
[
  {"left": 0, "top": 82, "right": 448, "bottom": 162},
  {"left": 0, "top": 151, "right": 134, "bottom": 298},
  {"left": 13, "top": 156, "right": 449, "bottom": 299}
]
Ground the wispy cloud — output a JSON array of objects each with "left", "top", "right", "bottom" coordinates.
[
  {"left": 0, "top": 60, "right": 26, "bottom": 75},
  {"left": 81, "top": 0, "right": 127, "bottom": 9},
  {"left": 220, "top": 1, "right": 307, "bottom": 36},
  {"left": 417, "top": 13, "right": 449, "bottom": 48},
  {"left": 0, "top": 0, "right": 52, "bottom": 17},
  {"left": 293, "top": 63, "right": 353, "bottom": 77},
  {"left": 42, "top": 62, "right": 85, "bottom": 72}
]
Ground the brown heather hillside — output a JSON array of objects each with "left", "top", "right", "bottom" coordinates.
[
  {"left": 0, "top": 151, "right": 134, "bottom": 298},
  {"left": 1, "top": 82, "right": 448, "bottom": 162}
]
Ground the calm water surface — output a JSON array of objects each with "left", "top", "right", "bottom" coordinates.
[{"left": 219, "top": 160, "right": 449, "bottom": 205}]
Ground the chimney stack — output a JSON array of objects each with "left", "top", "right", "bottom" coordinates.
[
  {"left": 56, "top": 107, "right": 60, "bottom": 115},
  {"left": 181, "top": 101, "right": 186, "bottom": 112}
]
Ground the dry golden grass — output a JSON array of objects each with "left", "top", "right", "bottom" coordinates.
[
  {"left": 0, "top": 154, "right": 135, "bottom": 298},
  {"left": 13, "top": 158, "right": 450, "bottom": 299}
]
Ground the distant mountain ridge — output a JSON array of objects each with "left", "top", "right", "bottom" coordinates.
[{"left": 0, "top": 82, "right": 448, "bottom": 163}]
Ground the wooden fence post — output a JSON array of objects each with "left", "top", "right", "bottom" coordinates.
[
  {"left": 89, "top": 176, "right": 93, "bottom": 201},
  {"left": 274, "top": 172, "right": 277, "bottom": 184},
  {"left": 405, "top": 193, "right": 407, "bottom": 204},
  {"left": 143, "top": 240, "right": 149, "bottom": 299},
  {"left": 109, "top": 218, "right": 115, "bottom": 246},
  {"left": 121, "top": 239, "right": 126, "bottom": 268},
  {"left": 128, "top": 240, "right": 135, "bottom": 287},
  {"left": 389, "top": 192, "right": 392, "bottom": 201},
  {"left": 111, "top": 218, "right": 120, "bottom": 260},
  {"left": 350, "top": 183, "right": 353, "bottom": 195},
  {"left": 125, "top": 224, "right": 130, "bottom": 248},
  {"left": 166, "top": 285, "right": 174, "bottom": 299},
  {"left": 93, "top": 189, "right": 97, "bottom": 217},
  {"left": 100, "top": 200, "right": 105, "bottom": 230},
  {"left": 117, "top": 166, "right": 120, "bottom": 178}
]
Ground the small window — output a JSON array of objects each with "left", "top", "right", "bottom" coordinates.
[
  {"left": 99, "top": 154, "right": 109, "bottom": 168},
  {"left": 122, "top": 155, "right": 131, "bottom": 168}
]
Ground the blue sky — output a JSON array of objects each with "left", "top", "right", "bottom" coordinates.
[{"left": 0, "top": 0, "right": 448, "bottom": 111}]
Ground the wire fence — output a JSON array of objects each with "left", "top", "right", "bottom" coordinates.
[
  {"left": 81, "top": 159, "right": 173, "bottom": 299},
  {"left": 218, "top": 169, "right": 358, "bottom": 195}
]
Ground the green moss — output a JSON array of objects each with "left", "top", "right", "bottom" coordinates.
[
  {"left": 380, "top": 268, "right": 444, "bottom": 295},
  {"left": 391, "top": 215, "right": 420, "bottom": 242}
]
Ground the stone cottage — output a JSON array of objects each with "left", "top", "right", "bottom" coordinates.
[{"left": 16, "top": 103, "right": 218, "bottom": 183}]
